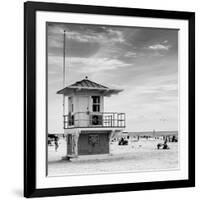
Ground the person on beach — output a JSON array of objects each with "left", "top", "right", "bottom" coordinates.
[
  {"left": 54, "top": 137, "right": 59, "bottom": 152},
  {"left": 157, "top": 138, "right": 169, "bottom": 150},
  {"left": 163, "top": 139, "right": 169, "bottom": 149}
]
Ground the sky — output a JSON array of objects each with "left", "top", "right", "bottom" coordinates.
[{"left": 47, "top": 22, "right": 178, "bottom": 133}]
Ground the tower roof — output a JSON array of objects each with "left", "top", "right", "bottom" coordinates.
[
  {"left": 70, "top": 78, "right": 108, "bottom": 89},
  {"left": 57, "top": 77, "right": 123, "bottom": 96}
]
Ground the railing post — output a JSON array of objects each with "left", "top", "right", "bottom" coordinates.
[{"left": 63, "top": 115, "right": 64, "bottom": 129}]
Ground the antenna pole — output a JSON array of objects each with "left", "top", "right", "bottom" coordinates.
[
  {"left": 63, "top": 30, "right": 66, "bottom": 122},
  {"left": 63, "top": 30, "right": 66, "bottom": 88}
]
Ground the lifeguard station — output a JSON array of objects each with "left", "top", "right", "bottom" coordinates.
[{"left": 57, "top": 76, "right": 126, "bottom": 159}]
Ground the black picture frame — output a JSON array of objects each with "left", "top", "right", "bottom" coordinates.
[{"left": 24, "top": 1, "right": 195, "bottom": 198}]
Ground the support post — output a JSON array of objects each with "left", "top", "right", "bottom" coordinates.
[
  {"left": 109, "top": 130, "right": 116, "bottom": 155},
  {"left": 74, "top": 130, "right": 80, "bottom": 157}
]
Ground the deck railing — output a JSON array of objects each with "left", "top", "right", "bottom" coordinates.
[{"left": 63, "top": 112, "right": 126, "bottom": 129}]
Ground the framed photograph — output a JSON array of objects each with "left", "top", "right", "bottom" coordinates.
[{"left": 24, "top": 1, "right": 195, "bottom": 198}]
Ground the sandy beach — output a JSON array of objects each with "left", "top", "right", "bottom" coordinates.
[{"left": 48, "top": 137, "right": 179, "bottom": 176}]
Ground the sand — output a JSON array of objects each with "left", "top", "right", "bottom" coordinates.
[{"left": 48, "top": 138, "right": 178, "bottom": 176}]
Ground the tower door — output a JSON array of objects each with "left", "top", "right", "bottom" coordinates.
[{"left": 78, "top": 96, "right": 89, "bottom": 127}]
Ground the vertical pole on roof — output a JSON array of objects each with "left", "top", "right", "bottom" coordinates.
[
  {"left": 63, "top": 30, "right": 66, "bottom": 127},
  {"left": 63, "top": 30, "right": 68, "bottom": 159}
]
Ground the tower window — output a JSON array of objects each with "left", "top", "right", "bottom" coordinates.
[{"left": 92, "top": 96, "right": 100, "bottom": 112}]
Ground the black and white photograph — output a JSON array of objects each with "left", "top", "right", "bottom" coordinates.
[
  {"left": 47, "top": 22, "right": 179, "bottom": 177},
  {"left": 23, "top": 2, "right": 195, "bottom": 197}
]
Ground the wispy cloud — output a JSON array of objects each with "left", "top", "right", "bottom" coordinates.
[
  {"left": 148, "top": 44, "right": 171, "bottom": 50},
  {"left": 48, "top": 56, "right": 132, "bottom": 73},
  {"left": 48, "top": 25, "right": 125, "bottom": 45},
  {"left": 72, "top": 57, "right": 132, "bottom": 72},
  {"left": 124, "top": 51, "right": 137, "bottom": 57}
]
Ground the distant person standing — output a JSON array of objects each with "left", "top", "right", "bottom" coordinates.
[{"left": 54, "top": 137, "right": 59, "bottom": 152}]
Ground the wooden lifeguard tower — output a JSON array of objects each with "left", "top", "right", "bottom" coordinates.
[{"left": 57, "top": 77, "right": 126, "bottom": 158}]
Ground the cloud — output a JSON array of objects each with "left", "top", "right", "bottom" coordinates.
[
  {"left": 124, "top": 51, "right": 137, "bottom": 57},
  {"left": 106, "top": 28, "right": 125, "bottom": 43},
  {"left": 65, "top": 28, "right": 125, "bottom": 44},
  {"left": 48, "top": 24, "right": 125, "bottom": 45},
  {"left": 69, "top": 57, "right": 132, "bottom": 73},
  {"left": 47, "top": 55, "right": 133, "bottom": 79},
  {"left": 148, "top": 44, "right": 171, "bottom": 50},
  {"left": 48, "top": 25, "right": 127, "bottom": 59}
]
